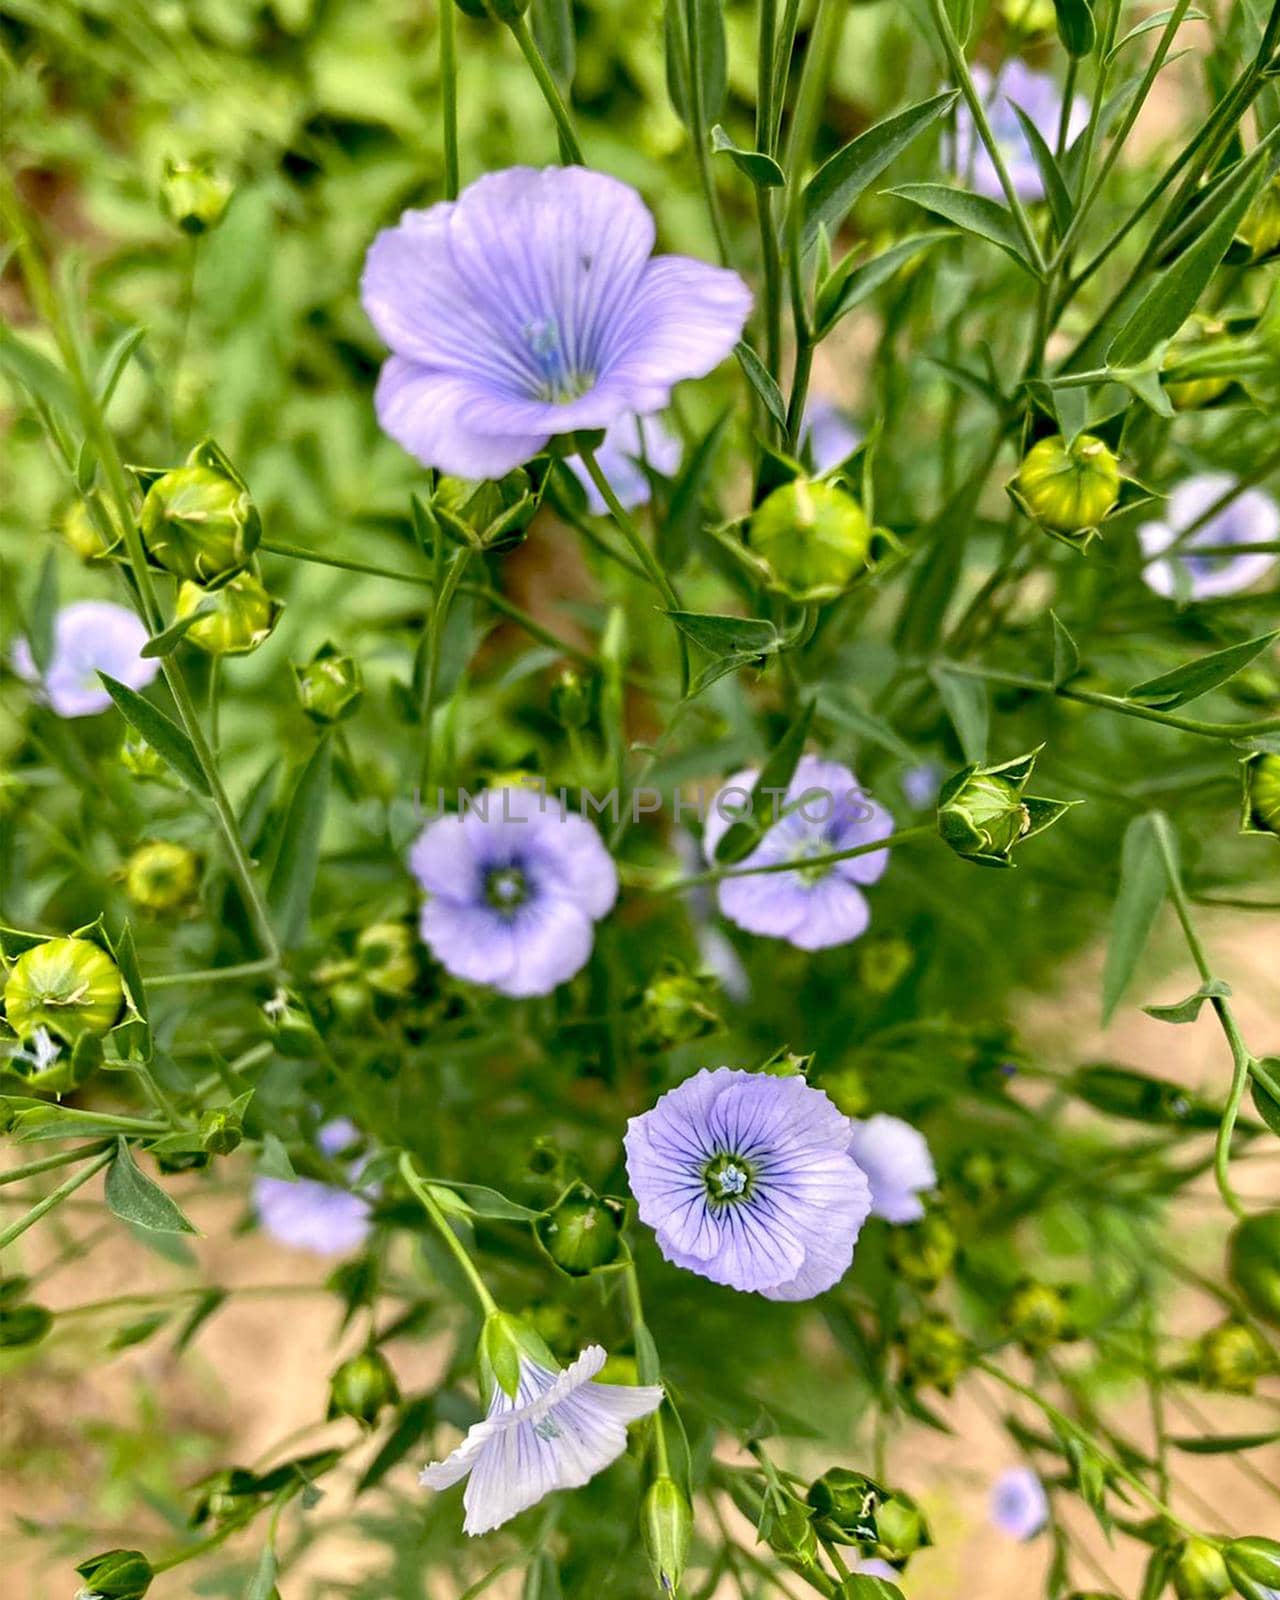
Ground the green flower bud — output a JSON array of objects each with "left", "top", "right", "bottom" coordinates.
[
  {"left": 764, "top": 1498, "right": 820, "bottom": 1566},
  {"left": 75, "top": 1548, "right": 153, "bottom": 1600},
  {"left": 124, "top": 840, "right": 200, "bottom": 913},
  {"left": 898, "top": 1312, "right": 969, "bottom": 1394},
  {"left": 1171, "top": 1537, "right": 1231, "bottom": 1600},
  {"left": 1002, "top": 1280, "right": 1077, "bottom": 1356},
  {"left": 199, "top": 1105, "right": 244, "bottom": 1157},
  {"left": 887, "top": 1210, "right": 957, "bottom": 1293},
  {"left": 355, "top": 922, "right": 418, "bottom": 997},
  {"left": 4, "top": 936, "right": 123, "bottom": 1045},
  {"left": 551, "top": 667, "right": 591, "bottom": 731},
  {"left": 478, "top": 1310, "right": 555, "bottom": 1403},
  {"left": 160, "top": 157, "right": 233, "bottom": 233},
  {"left": 433, "top": 467, "right": 535, "bottom": 549},
  {"left": 329, "top": 1348, "right": 400, "bottom": 1426},
  {"left": 1195, "top": 1319, "right": 1274, "bottom": 1394},
  {"left": 636, "top": 964, "right": 722, "bottom": 1052},
  {"left": 119, "top": 731, "right": 170, "bottom": 782},
  {"left": 642, "top": 1475, "right": 693, "bottom": 1596},
  {"left": 1238, "top": 175, "right": 1280, "bottom": 262},
  {"left": 749, "top": 478, "right": 873, "bottom": 602},
  {"left": 295, "top": 644, "right": 364, "bottom": 725},
  {"left": 806, "top": 1468, "right": 883, "bottom": 1540},
  {"left": 1224, "top": 1537, "right": 1280, "bottom": 1598},
  {"left": 872, "top": 1491, "right": 930, "bottom": 1566},
  {"left": 190, "top": 1467, "right": 264, "bottom": 1527},
  {"left": 536, "top": 1182, "right": 622, "bottom": 1275},
  {"left": 263, "top": 990, "right": 319, "bottom": 1057},
  {"left": 1163, "top": 319, "right": 1233, "bottom": 410},
  {"left": 1228, "top": 1211, "right": 1280, "bottom": 1324},
  {"left": 0, "top": 1300, "right": 53, "bottom": 1348},
  {"left": 140, "top": 451, "right": 259, "bottom": 584},
  {"left": 1241, "top": 753, "right": 1280, "bottom": 840},
  {"left": 937, "top": 747, "right": 1073, "bottom": 868},
  {"left": 176, "top": 573, "right": 281, "bottom": 656},
  {"left": 62, "top": 498, "right": 111, "bottom": 560},
  {"left": 1013, "top": 433, "right": 1120, "bottom": 542}
]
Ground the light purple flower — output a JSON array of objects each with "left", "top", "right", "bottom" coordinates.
[
  {"left": 410, "top": 786, "right": 617, "bottom": 997},
  {"left": 802, "top": 399, "right": 862, "bottom": 474},
  {"left": 624, "top": 1067, "right": 872, "bottom": 1300},
  {"left": 989, "top": 1466, "right": 1049, "bottom": 1539},
  {"left": 956, "top": 63, "right": 1088, "bottom": 201},
  {"left": 1139, "top": 473, "right": 1279, "bottom": 599},
  {"left": 420, "top": 1345, "right": 663, "bottom": 1536},
  {"left": 702, "top": 755, "right": 894, "bottom": 951},
  {"left": 361, "top": 166, "right": 751, "bottom": 480},
  {"left": 254, "top": 1120, "right": 372, "bottom": 1256},
  {"left": 901, "top": 762, "right": 941, "bottom": 810},
  {"left": 852, "top": 1557, "right": 900, "bottom": 1579},
  {"left": 566, "top": 410, "right": 682, "bottom": 514},
  {"left": 848, "top": 1115, "right": 936, "bottom": 1224},
  {"left": 12, "top": 600, "right": 158, "bottom": 718}
]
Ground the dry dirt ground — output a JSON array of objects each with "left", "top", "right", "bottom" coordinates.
[{"left": 2, "top": 908, "right": 1277, "bottom": 1599}]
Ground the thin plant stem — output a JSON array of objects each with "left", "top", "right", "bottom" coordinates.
[
  {"left": 508, "top": 15, "right": 584, "bottom": 165},
  {"left": 418, "top": 546, "right": 472, "bottom": 797},
  {"left": 440, "top": 0, "right": 460, "bottom": 198},
  {"left": 0, "top": 1143, "right": 112, "bottom": 1188},
  {"left": 399, "top": 1151, "right": 498, "bottom": 1317},
  {"left": 0, "top": 1147, "right": 114, "bottom": 1252},
  {"left": 149, "top": 958, "right": 278, "bottom": 989},
  {"left": 621, "top": 1252, "right": 671, "bottom": 1476},
  {"left": 661, "top": 822, "right": 934, "bottom": 892}
]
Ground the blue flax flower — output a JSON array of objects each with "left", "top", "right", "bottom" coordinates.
[
  {"left": 1139, "top": 473, "right": 1279, "bottom": 599},
  {"left": 13, "top": 600, "right": 158, "bottom": 718},
  {"left": 989, "top": 1467, "right": 1049, "bottom": 1539},
  {"left": 361, "top": 166, "right": 751, "bottom": 479},
  {"left": 847, "top": 1114, "right": 937, "bottom": 1224},
  {"left": 410, "top": 786, "right": 617, "bottom": 997},
  {"left": 420, "top": 1345, "right": 663, "bottom": 1536},
  {"left": 254, "top": 1119, "right": 372, "bottom": 1256},
  {"left": 801, "top": 399, "right": 862, "bottom": 474},
  {"left": 624, "top": 1067, "right": 873, "bottom": 1300},
  {"left": 703, "top": 755, "right": 894, "bottom": 951}
]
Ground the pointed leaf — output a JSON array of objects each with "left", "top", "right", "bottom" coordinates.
[
  {"left": 665, "top": 610, "right": 781, "bottom": 659},
  {"left": 95, "top": 326, "right": 146, "bottom": 408},
  {"left": 1101, "top": 813, "right": 1168, "bottom": 1023},
  {"left": 888, "top": 183, "right": 1037, "bottom": 272},
  {"left": 815, "top": 231, "right": 952, "bottom": 334},
  {"left": 661, "top": 407, "right": 732, "bottom": 570},
  {"left": 98, "top": 674, "right": 211, "bottom": 797},
  {"left": 139, "top": 601, "right": 219, "bottom": 658},
  {"left": 1008, "top": 102, "right": 1074, "bottom": 237},
  {"left": 268, "top": 735, "right": 333, "bottom": 948},
  {"left": 711, "top": 126, "right": 784, "bottom": 187},
  {"left": 26, "top": 547, "right": 59, "bottom": 677},
  {"left": 1126, "top": 630, "right": 1280, "bottom": 709},
  {"left": 734, "top": 341, "right": 788, "bottom": 431},
  {"left": 1171, "top": 1428, "right": 1280, "bottom": 1454},
  {"left": 932, "top": 667, "right": 989, "bottom": 762},
  {"left": 1050, "top": 610, "right": 1081, "bottom": 685},
  {"left": 242, "top": 1546, "right": 278, "bottom": 1600},
  {"left": 105, "top": 1139, "right": 200, "bottom": 1235},
  {"left": 1143, "top": 978, "right": 1231, "bottom": 1024}
]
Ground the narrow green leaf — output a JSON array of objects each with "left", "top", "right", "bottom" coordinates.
[
  {"left": 0, "top": 324, "right": 77, "bottom": 419},
  {"left": 715, "top": 700, "right": 816, "bottom": 863},
  {"left": 243, "top": 1545, "right": 278, "bottom": 1600},
  {"left": 888, "top": 183, "right": 1037, "bottom": 273},
  {"left": 932, "top": 668, "right": 989, "bottom": 763},
  {"left": 1050, "top": 610, "right": 1081, "bottom": 686},
  {"left": 663, "top": 0, "right": 691, "bottom": 124},
  {"left": 803, "top": 91, "right": 958, "bottom": 249},
  {"left": 267, "top": 735, "right": 333, "bottom": 949},
  {"left": 665, "top": 610, "right": 781, "bottom": 659},
  {"left": 818, "top": 688, "right": 919, "bottom": 763},
  {"left": 734, "top": 341, "right": 788, "bottom": 431},
  {"left": 1108, "top": 6, "right": 1207, "bottom": 62},
  {"left": 1101, "top": 813, "right": 1168, "bottom": 1023},
  {"left": 838, "top": 1581, "right": 905, "bottom": 1600},
  {"left": 105, "top": 1139, "right": 200, "bottom": 1235},
  {"left": 95, "top": 326, "right": 146, "bottom": 408},
  {"left": 1008, "top": 102, "right": 1074, "bottom": 238},
  {"left": 98, "top": 674, "right": 211, "bottom": 797},
  {"left": 1052, "top": 0, "right": 1096, "bottom": 56},
  {"left": 139, "top": 602, "right": 219, "bottom": 659},
  {"left": 27, "top": 547, "right": 59, "bottom": 677},
  {"left": 1126, "top": 630, "right": 1280, "bottom": 709},
  {"left": 815, "top": 231, "right": 951, "bottom": 335},
  {"left": 425, "top": 1181, "right": 542, "bottom": 1222},
  {"left": 1143, "top": 977, "right": 1232, "bottom": 1024},
  {"left": 690, "top": 0, "right": 726, "bottom": 121},
  {"left": 1171, "top": 1428, "right": 1280, "bottom": 1454},
  {"left": 358, "top": 1394, "right": 435, "bottom": 1494},
  {"left": 257, "top": 1132, "right": 296, "bottom": 1180},
  {"left": 711, "top": 125, "right": 784, "bottom": 187},
  {"left": 1251, "top": 1058, "right": 1280, "bottom": 1137},
  {"left": 661, "top": 406, "right": 731, "bottom": 570},
  {"left": 531, "top": 0, "right": 574, "bottom": 86}
]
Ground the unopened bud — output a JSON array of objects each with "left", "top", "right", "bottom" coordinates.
[
  {"left": 1013, "top": 433, "right": 1120, "bottom": 542},
  {"left": 0, "top": 1301, "right": 53, "bottom": 1348},
  {"left": 536, "top": 1183, "right": 622, "bottom": 1275},
  {"left": 140, "top": 448, "right": 259, "bottom": 584},
  {"left": 887, "top": 1210, "right": 957, "bottom": 1292},
  {"left": 176, "top": 572, "right": 281, "bottom": 656},
  {"left": 263, "top": 990, "right": 319, "bottom": 1057},
  {"left": 74, "top": 1548, "right": 153, "bottom": 1600},
  {"left": 295, "top": 644, "right": 363, "bottom": 725},
  {"left": 1163, "top": 318, "right": 1232, "bottom": 410},
  {"left": 1228, "top": 1210, "right": 1280, "bottom": 1324},
  {"left": 1003, "top": 1280, "right": 1077, "bottom": 1356},
  {"left": 199, "top": 1106, "right": 244, "bottom": 1157},
  {"left": 62, "top": 498, "right": 110, "bottom": 560},
  {"left": 1195, "top": 1319, "right": 1274, "bottom": 1394},
  {"left": 1224, "top": 1536, "right": 1280, "bottom": 1597},
  {"left": 806, "top": 1468, "right": 883, "bottom": 1540},
  {"left": 872, "top": 1491, "right": 930, "bottom": 1565},
  {"left": 1241, "top": 752, "right": 1280, "bottom": 840},
  {"left": 433, "top": 468, "right": 535, "bottom": 549},
  {"left": 1171, "top": 1537, "right": 1231, "bottom": 1600},
  {"left": 636, "top": 965, "right": 721, "bottom": 1051},
  {"left": 124, "top": 841, "right": 199, "bottom": 913},
  {"left": 642, "top": 1475, "right": 692, "bottom": 1595},
  {"left": 749, "top": 478, "right": 873, "bottom": 601},
  {"left": 329, "top": 1348, "right": 400, "bottom": 1426},
  {"left": 160, "top": 157, "right": 233, "bottom": 233},
  {"left": 190, "top": 1467, "right": 263, "bottom": 1527},
  {"left": 356, "top": 922, "right": 418, "bottom": 997},
  {"left": 937, "top": 747, "right": 1072, "bottom": 869},
  {"left": 1238, "top": 174, "right": 1280, "bottom": 262},
  {"left": 551, "top": 667, "right": 590, "bottom": 731},
  {"left": 764, "top": 1498, "right": 820, "bottom": 1567},
  {"left": 3, "top": 936, "right": 123, "bottom": 1045},
  {"left": 898, "top": 1312, "right": 969, "bottom": 1394}
]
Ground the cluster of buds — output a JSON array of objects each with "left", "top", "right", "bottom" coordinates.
[
  {"left": 160, "top": 156, "right": 233, "bottom": 233},
  {"left": 535, "top": 1182, "right": 623, "bottom": 1275},
  {"left": 634, "top": 963, "right": 722, "bottom": 1052},
  {"left": 295, "top": 644, "right": 364, "bottom": 725},
  {"left": 897, "top": 1312, "right": 969, "bottom": 1394},
  {"left": 1002, "top": 1279, "right": 1078, "bottom": 1356},
  {"left": 75, "top": 1549, "right": 153, "bottom": 1600},
  {"left": 1241, "top": 753, "right": 1280, "bottom": 841},
  {"left": 888, "top": 1208, "right": 958, "bottom": 1293},
  {"left": 937, "top": 746, "right": 1074, "bottom": 868},
  {"left": 1011, "top": 433, "right": 1121, "bottom": 549},
  {"left": 807, "top": 1469, "right": 931, "bottom": 1569},
  {"left": 124, "top": 840, "right": 200, "bottom": 914},
  {"left": 431, "top": 467, "right": 539, "bottom": 553},
  {"left": 328, "top": 1348, "right": 400, "bottom": 1427},
  {"left": 748, "top": 477, "right": 874, "bottom": 602}
]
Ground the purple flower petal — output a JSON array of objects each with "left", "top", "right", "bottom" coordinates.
[
  {"left": 989, "top": 1466, "right": 1049, "bottom": 1539},
  {"left": 1139, "top": 473, "right": 1279, "bottom": 599},
  {"left": 254, "top": 1175, "right": 371, "bottom": 1255},
  {"left": 14, "top": 600, "right": 158, "bottom": 719},
  {"left": 848, "top": 1114, "right": 936, "bottom": 1224},
  {"left": 956, "top": 64, "right": 1087, "bottom": 201},
  {"left": 802, "top": 399, "right": 862, "bottom": 474}
]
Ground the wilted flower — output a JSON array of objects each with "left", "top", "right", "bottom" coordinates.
[
  {"left": 3, "top": 936, "right": 124, "bottom": 1045},
  {"left": 410, "top": 786, "right": 617, "bottom": 997},
  {"left": 802, "top": 399, "right": 862, "bottom": 473},
  {"left": 1139, "top": 474, "right": 1279, "bottom": 599},
  {"left": 989, "top": 1466, "right": 1049, "bottom": 1540},
  {"left": 361, "top": 166, "right": 751, "bottom": 479},
  {"left": 13, "top": 600, "right": 158, "bottom": 718},
  {"left": 565, "top": 410, "right": 682, "bottom": 513},
  {"left": 254, "top": 1119, "right": 371, "bottom": 1255},
  {"left": 703, "top": 756, "right": 894, "bottom": 950},
  {"left": 847, "top": 1115, "right": 936, "bottom": 1224},
  {"left": 956, "top": 63, "right": 1087, "bottom": 201},
  {"left": 624, "top": 1066, "right": 872, "bottom": 1299},
  {"left": 420, "top": 1344, "right": 662, "bottom": 1536}
]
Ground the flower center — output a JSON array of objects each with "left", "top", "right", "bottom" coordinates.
[
  {"left": 788, "top": 834, "right": 835, "bottom": 885},
  {"left": 703, "top": 1152, "right": 755, "bottom": 1204},
  {"left": 522, "top": 317, "right": 594, "bottom": 404},
  {"left": 485, "top": 865, "right": 529, "bottom": 914}
]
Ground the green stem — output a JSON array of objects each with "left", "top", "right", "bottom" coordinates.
[
  {"left": 508, "top": 15, "right": 584, "bottom": 165},
  {"left": 0, "top": 1143, "right": 111, "bottom": 1188},
  {"left": 440, "top": 0, "right": 460, "bottom": 198},
  {"left": 680, "top": 0, "right": 732, "bottom": 265},
  {"left": 399, "top": 1151, "right": 498, "bottom": 1316},
  {"left": 418, "top": 547, "right": 472, "bottom": 797},
  {"left": 621, "top": 1251, "right": 671, "bottom": 1476},
  {"left": 755, "top": 0, "right": 782, "bottom": 374},
  {"left": 660, "top": 822, "right": 933, "bottom": 892},
  {"left": 0, "top": 1146, "right": 114, "bottom": 1251},
  {"left": 149, "top": 957, "right": 278, "bottom": 989}
]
